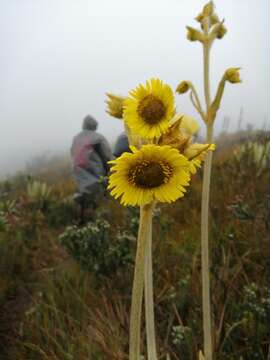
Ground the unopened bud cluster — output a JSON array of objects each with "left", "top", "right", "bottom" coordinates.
[
  {"left": 178, "top": 1, "right": 241, "bottom": 126},
  {"left": 186, "top": 1, "right": 227, "bottom": 44}
]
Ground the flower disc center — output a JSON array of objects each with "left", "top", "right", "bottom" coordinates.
[
  {"left": 129, "top": 161, "right": 171, "bottom": 188},
  {"left": 137, "top": 95, "right": 166, "bottom": 125}
]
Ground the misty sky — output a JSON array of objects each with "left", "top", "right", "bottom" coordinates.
[{"left": 1, "top": 0, "right": 270, "bottom": 175}]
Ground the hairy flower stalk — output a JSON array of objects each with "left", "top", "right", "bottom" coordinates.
[
  {"left": 201, "top": 13, "right": 214, "bottom": 360},
  {"left": 144, "top": 203, "right": 158, "bottom": 360},
  {"left": 106, "top": 91, "right": 157, "bottom": 358},
  {"left": 201, "top": 139, "right": 213, "bottom": 360},
  {"left": 129, "top": 203, "right": 153, "bottom": 360},
  {"left": 177, "top": 3, "right": 241, "bottom": 359}
]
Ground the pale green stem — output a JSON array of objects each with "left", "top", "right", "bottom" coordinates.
[
  {"left": 129, "top": 203, "right": 153, "bottom": 360},
  {"left": 203, "top": 42, "right": 211, "bottom": 110},
  {"left": 189, "top": 83, "right": 205, "bottom": 121},
  {"left": 201, "top": 125, "right": 213, "bottom": 360},
  {"left": 144, "top": 203, "right": 158, "bottom": 360},
  {"left": 201, "top": 17, "right": 213, "bottom": 360}
]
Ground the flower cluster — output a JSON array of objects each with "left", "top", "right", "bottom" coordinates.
[
  {"left": 187, "top": 1, "right": 227, "bottom": 44},
  {"left": 177, "top": 1, "right": 241, "bottom": 126},
  {"left": 171, "top": 325, "right": 192, "bottom": 346},
  {"left": 106, "top": 78, "right": 215, "bottom": 206}
]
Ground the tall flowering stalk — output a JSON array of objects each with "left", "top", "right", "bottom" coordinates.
[
  {"left": 176, "top": 2, "right": 241, "bottom": 359},
  {"left": 106, "top": 80, "right": 214, "bottom": 359},
  {"left": 129, "top": 203, "right": 153, "bottom": 360}
]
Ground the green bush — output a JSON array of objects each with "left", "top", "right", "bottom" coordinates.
[{"left": 59, "top": 219, "right": 135, "bottom": 277}]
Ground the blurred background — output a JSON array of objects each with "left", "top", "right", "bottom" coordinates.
[{"left": 1, "top": 0, "right": 269, "bottom": 175}]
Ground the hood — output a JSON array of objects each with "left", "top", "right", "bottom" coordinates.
[{"left": 82, "top": 115, "right": 98, "bottom": 131}]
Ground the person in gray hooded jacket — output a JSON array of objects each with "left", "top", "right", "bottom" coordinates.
[{"left": 71, "top": 115, "right": 113, "bottom": 222}]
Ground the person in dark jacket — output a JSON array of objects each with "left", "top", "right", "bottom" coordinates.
[
  {"left": 113, "top": 132, "right": 130, "bottom": 157},
  {"left": 71, "top": 115, "right": 113, "bottom": 223}
]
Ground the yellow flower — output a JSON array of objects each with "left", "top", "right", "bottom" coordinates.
[
  {"left": 106, "top": 93, "right": 126, "bottom": 119},
  {"left": 108, "top": 145, "right": 191, "bottom": 206},
  {"left": 184, "top": 143, "right": 216, "bottom": 173},
  {"left": 124, "top": 78, "right": 175, "bottom": 140}
]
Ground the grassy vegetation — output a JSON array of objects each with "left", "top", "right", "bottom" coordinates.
[{"left": 0, "top": 133, "right": 269, "bottom": 359}]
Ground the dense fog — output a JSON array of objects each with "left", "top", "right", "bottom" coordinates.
[{"left": 1, "top": 0, "right": 269, "bottom": 176}]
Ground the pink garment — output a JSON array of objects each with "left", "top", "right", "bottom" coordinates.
[{"left": 73, "top": 136, "right": 93, "bottom": 169}]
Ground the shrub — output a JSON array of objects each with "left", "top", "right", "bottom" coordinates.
[{"left": 59, "top": 219, "right": 135, "bottom": 277}]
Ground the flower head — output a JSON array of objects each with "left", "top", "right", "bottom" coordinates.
[
  {"left": 124, "top": 79, "right": 175, "bottom": 140},
  {"left": 108, "top": 145, "right": 191, "bottom": 206},
  {"left": 159, "top": 114, "right": 215, "bottom": 173},
  {"left": 106, "top": 93, "right": 126, "bottom": 119},
  {"left": 225, "top": 67, "right": 241, "bottom": 84}
]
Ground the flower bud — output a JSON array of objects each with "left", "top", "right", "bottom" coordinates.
[
  {"left": 210, "top": 13, "right": 220, "bottom": 26},
  {"left": 184, "top": 143, "right": 215, "bottom": 173},
  {"left": 195, "top": 12, "right": 204, "bottom": 23},
  {"left": 211, "top": 22, "right": 227, "bottom": 39},
  {"left": 105, "top": 93, "right": 126, "bottom": 119},
  {"left": 225, "top": 68, "right": 241, "bottom": 84},
  {"left": 176, "top": 81, "right": 191, "bottom": 94},
  {"left": 159, "top": 114, "right": 192, "bottom": 152},
  {"left": 202, "top": 1, "right": 214, "bottom": 17},
  {"left": 186, "top": 26, "right": 205, "bottom": 43},
  {"left": 184, "top": 143, "right": 215, "bottom": 161},
  {"left": 216, "top": 23, "right": 227, "bottom": 39}
]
